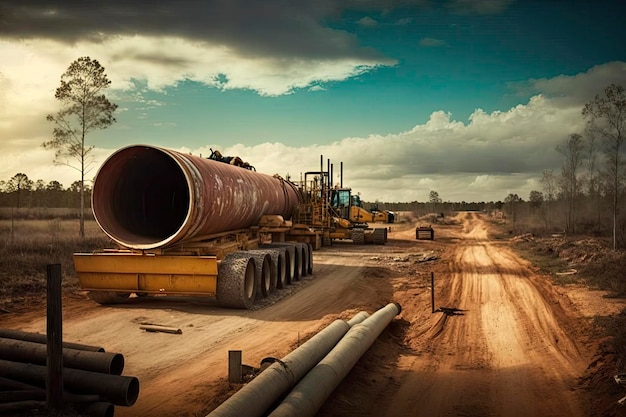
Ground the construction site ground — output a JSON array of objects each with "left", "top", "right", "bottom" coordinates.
[{"left": 3, "top": 212, "right": 626, "bottom": 416}]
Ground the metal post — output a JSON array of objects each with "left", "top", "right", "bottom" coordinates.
[
  {"left": 46, "top": 263, "right": 63, "bottom": 411},
  {"left": 228, "top": 350, "right": 242, "bottom": 383}
]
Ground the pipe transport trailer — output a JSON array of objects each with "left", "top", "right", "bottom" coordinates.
[
  {"left": 74, "top": 145, "right": 388, "bottom": 309},
  {"left": 74, "top": 145, "right": 320, "bottom": 309}
]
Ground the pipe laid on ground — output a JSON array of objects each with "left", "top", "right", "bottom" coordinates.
[
  {"left": 0, "top": 329, "right": 105, "bottom": 352},
  {"left": 0, "top": 338, "right": 124, "bottom": 375},
  {"left": 0, "top": 359, "right": 139, "bottom": 406},
  {"left": 207, "top": 311, "right": 370, "bottom": 417},
  {"left": 268, "top": 302, "right": 401, "bottom": 417}
]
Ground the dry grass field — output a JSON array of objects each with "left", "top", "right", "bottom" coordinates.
[{"left": 0, "top": 212, "right": 110, "bottom": 312}]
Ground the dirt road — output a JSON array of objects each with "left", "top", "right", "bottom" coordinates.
[
  {"left": 322, "top": 213, "right": 586, "bottom": 417},
  {"left": 3, "top": 212, "right": 601, "bottom": 416}
]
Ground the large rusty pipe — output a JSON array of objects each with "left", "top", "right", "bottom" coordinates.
[
  {"left": 207, "top": 311, "right": 370, "bottom": 417},
  {"left": 92, "top": 145, "right": 303, "bottom": 250},
  {"left": 0, "top": 329, "right": 104, "bottom": 352},
  {"left": 0, "top": 338, "right": 124, "bottom": 375},
  {"left": 268, "top": 302, "right": 401, "bottom": 417},
  {"left": 0, "top": 359, "right": 139, "bottom": 406}
]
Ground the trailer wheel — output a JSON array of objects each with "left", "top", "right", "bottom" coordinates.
[
  {"left": 217, "top": 253, "right": 257, "bottom": 309},
  {"left": 299, "top": 243, "right": 309, "bottom": 277},
  {"left": 307, "top": 242, "right": 314, "bottom": 275},
  {"left": 249, "top": 250, "right": 274, "bottom": 298},
  {"left": 292, "top": 244, "right": 303, "bottom": 281},
  {"left": 263, "top": 244, "right": 295, "bottom": 285},
  {"left": 266, "top": 248, "right": 287, "bottom": 289},
  {"left": 352, "top": 229, "right": 365, "bottom": 245},
  {"left": 87, "top": 291, "right": 131, "bottom": 305},
  {"left": 373, "top": 228, "right": 386, "bottom": 245},
  {"left": 282, "top": 247, "right": 293, "bottom": 285}
]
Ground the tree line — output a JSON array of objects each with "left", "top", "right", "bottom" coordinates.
[{"left": 0, "top": 173, "right": 91, "bottom": 210}]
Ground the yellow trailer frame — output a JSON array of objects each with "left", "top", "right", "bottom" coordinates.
[{"left": 73, "top": 252, "right": 219, "bottom": 296}]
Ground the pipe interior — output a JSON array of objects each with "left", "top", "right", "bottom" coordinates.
[{"left": 94, "top": 147, "right": 189, "bottom": 246}]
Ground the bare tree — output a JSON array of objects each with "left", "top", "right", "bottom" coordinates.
[
  {"left": 6, "top": 173, "right": 34, "bottom": 209},
  {"left": 529, "top": 190, "right": 543, "bottom": 211},
  {"left": 583, "top": 84, "right": 626, "bottom": 249},
  {"left": 428, "top": 190, "right": 442, "bottom": 214},
  {"left": 541, "top": 169, "right": 558, "bottom": 230},
  {"left": 504, "top": 193, "right": 521, "bottom": 229},
  {"left": 584, "top": 132, "right": 602, "bottom": 226},
  {"left": 44, "top": 56, "right": 117, "bottom": 238},
  {"left": 556, "top": 133, "right": 585, "bottom": 234}
]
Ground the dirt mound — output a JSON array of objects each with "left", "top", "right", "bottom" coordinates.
[{"left": 528, "top": 235, "right": 614, "bottom": 265}]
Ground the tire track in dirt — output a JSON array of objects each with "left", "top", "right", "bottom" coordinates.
[{"left": 371, "top": 212, "right": 586, "bottom": 417}]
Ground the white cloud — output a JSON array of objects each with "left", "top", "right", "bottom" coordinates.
[
  {"left": 357, "top": 17, "right": 378, "bottom": 27},
  {"left": 166, "top": 90, "right": 583, "bottom": 202},
  {"left": 511, "top": 61, "right": 626, "bottom": 107},
  {"left": 0, "top": 35, "right": 393, "bottom": 151}
]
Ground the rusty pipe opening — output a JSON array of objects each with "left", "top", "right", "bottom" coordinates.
[
  {"left": 92, "top": 146, "right": 190, "bottom": 248},
  {"left": 93, "top": 145, "right": 304, "bottom": 250}
]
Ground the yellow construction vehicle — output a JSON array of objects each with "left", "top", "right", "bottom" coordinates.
[
  {"left": 346, "top": 198, "right": 394, "bottom": 224},
  {"left": 291, "top": 158, "right": 388, "bottom": 246}
]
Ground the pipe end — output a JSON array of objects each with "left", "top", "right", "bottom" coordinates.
[{"left": 393, "top": 302, "right": 402, "bottom": 315}]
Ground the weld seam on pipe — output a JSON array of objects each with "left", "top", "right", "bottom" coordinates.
[
  {"left": 206, "top": 311, "right": 369, "bottom": 417},
  {"left": 268, "top": 302, "right": 401, "bottom": 417}
]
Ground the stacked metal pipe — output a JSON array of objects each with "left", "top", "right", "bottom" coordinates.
[{"left": 0, "top": 328, "right": 139, "bottom": 417}]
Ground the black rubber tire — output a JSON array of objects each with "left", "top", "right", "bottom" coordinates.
[
  {"left": 217, "top": 252, "right": 257, "bottom": 309},
  {"left": 267, "top": 248, "right": 287, "bottom": 289},
  {"left": 292, "top": 243, "right": 305, "bottom": 280},
  {"left": 373, "top": 228, "right": 386, "bottom": 245},
  {"left": 296, "top": 243, "right": 309, "bottom": 277},
  {"left": 87, "top": 291, "right": 131, "bottom": 305},
  {"left": 307, "top": 242, "right": 314, "bottom": 275},
  {"left": 352, "top": 229, "right": 365, "bottom": 244},
  {"left": 263, "top": 243, "right": 296, "bottom": 284},
  {"left": 249, "top": 250, "right": 275, "bottom": 298}
]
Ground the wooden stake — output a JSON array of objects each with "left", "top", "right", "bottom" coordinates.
[{"left": 139, "top": 324, "right": 183, "bottom": 334}]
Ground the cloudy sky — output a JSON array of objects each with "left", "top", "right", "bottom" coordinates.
[{"left": 1, "top": 0, "right": 625, "bottom": 203}]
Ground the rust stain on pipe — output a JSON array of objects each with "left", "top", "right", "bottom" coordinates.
[{"left": 92, "top": 145, "right": 302, "bottom": 250}]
